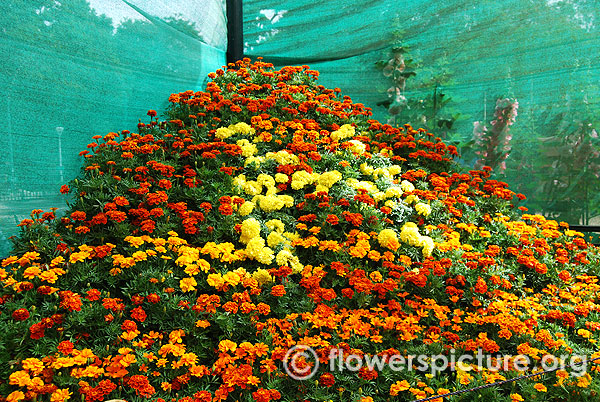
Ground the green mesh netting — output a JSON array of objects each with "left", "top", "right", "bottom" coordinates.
[
  {"left": 244, "top": 0, "right": 600, "bottom": 226},
  {"left": 0, "top": 0, "right": 227, "bottom": 256}
]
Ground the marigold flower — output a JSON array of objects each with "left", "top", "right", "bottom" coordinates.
[
  {"left": 6, "top": 391, "right": 25, "bottom": 402},
  {"left": 12, "top": 308, "right": 30, "bottom": 321},
  {"left": 390, "top": 380, "right": 411, "bottom": 395},
  {"left": 270, "top": 284, "right": 286, "bottom": 297},
  {"left": 180, "top": 277, "right": 197, "bottom": 292}
]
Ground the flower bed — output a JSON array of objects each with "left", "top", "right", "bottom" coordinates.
[{"left": 2, "top": 59, "right": 600, "bottom": 402}]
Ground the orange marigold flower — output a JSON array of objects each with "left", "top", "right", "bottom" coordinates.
[
  {"left": 58, "top": 340, "right": 74, "bottom": 354},
  {"left": 390, "top": 380, "right": 411, "bottom": 396},
  {"left": 271, "top": 285, "right": 286, "bottom": 297}
]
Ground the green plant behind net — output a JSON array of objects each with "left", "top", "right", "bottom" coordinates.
[{"left": 244, "top": 0, "right": 600, "bottom": 226}]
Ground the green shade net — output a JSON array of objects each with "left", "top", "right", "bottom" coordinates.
[
  {"left": 244, "top": 0, "right": 600, "bottom": 227},
  {"left": 0, "top": 0, "right": 227, "bottom": 256}
]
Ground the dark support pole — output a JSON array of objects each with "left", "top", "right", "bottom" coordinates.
[{"left": 226, "top": 0, "right": 243, "bottom": 64}]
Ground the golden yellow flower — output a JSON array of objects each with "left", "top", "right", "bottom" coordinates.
[{"left": 180, "top": 277, "right": 197, "bottom": 292}]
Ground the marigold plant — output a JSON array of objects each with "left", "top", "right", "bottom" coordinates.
[{"left": 2, "top": 59, "right": 600, "bottom": 402}]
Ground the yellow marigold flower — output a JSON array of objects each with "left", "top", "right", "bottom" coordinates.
[
  {"left": 180, "top": 277, "right": 197, "bottom": 292},
  {"left": 415, "top": 202, "right": 432, "bottom": 217},
  {"left": 245, "top": 237, "right": 274, "bottom": 264},
  {"left": 244, "top": 155, "right": 265, "bottom": 167},
  {"left": 275, "top": 173, "right": 288, "bottom": 183},
  {"left": 252, "top": 268, "right": 273, "bottom": 286},
  {"left": 243, "top": 180, "right": 263, "bottom": 195},
  {"left": 215, "top": 127, "right": 234, "bottom": 139},
  {"left": 378, "top": 229, "right": 400, "bottom": 251},
  {"left": 50, "top": 256, "right": 65, "bottom": 266},
  {"left": 533, "top": 383, "right": 547, "bottom": 392},
  {"left": 331, "top": 124, "right": 355, "bottom": 141},
  {"left": 238, "top": 201, "right": 255, "bottom": 216},
  {"left": 401, "top": 180, "right": 415, "bottom": 192},
  {"left": 421, "top": 236, "right": 435, "bottom": 257},
  {"left": 291, "top": 170, "right": 316, "bottom": 190},
  {"left": 257, "top": 173, "right": 276, "bottom": 189},
  {"left": 231, "top": 122, "right": 254, "bottom": 135},
  {"left": 279, "top": 194, "right": 294, "bottom": 207},
  {"left": 510, "top": 394, "right": 524, "bottom": 402},
  {"left": 207, "top": 273, "right": 224, "bottom": 289},
  {"left": 259, "top": 194, "right": 285, "bottom": 212},
  {"left": 233, "top": 173, "right": 247, "bottom": 188},
  {"left": 389, "top": 165, "right": 402, "bottom": 176},
  {"left": 21, "top": 251, "right": 40, "bottom": 262},
  {"left": 400, "top": 222, "right": 421, "bottom": 246},
  {"left": 267, "top": 232, "right": 286, "bottom": 248},
  {"left": 405, "top": 194, "right": 419, "bottom": 204},
  {"left": 347, "top": 139, "right": 366, "bottom": 154},
  {"left": 167, "top": 234, "right": 187, "bottom": 246},
  {"left": 265, "top": 150, "right": 299, "bottom": 165},
  {"left": 179, "top": 352, "right": 198, "bottom": 366},
  {"left": 275, "top": 249, "right": 303, "bottom": 273},
  {"left": 240, "top": 218, "right": 261, "bottom": 244},
  {"left": 373, "top": 191, "right": 387, "bottom": 202},
  {"left": 370, "top": 271, "right": 383, "bottom": 282},
  {"left": 183, "top": 264, "right": 199, "bottom": 276},
  {"left": 384, "top": 200, "right": 397, "bottom": 209},
  {"left": 266, "top": 219, "right": 285, "bottom": 233},
  {"left": 318, "top": 170, "right": 342, "bottom": 188},
  {"left": 237, "top": 140, "right": 258, "bottom": 158},
  {"left": 197, "top": 259, "right": 210, "bottom": 273}
]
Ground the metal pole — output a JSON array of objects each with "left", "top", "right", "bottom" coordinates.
[
  {"left": 56, "top": 126, "right": 64, "bottom": 183},
  {"left": 226, "top": 0, "right": 243, "bottom": 64},
  {"left": 7, "top": 96, "right": 16, "bottom": 195}
]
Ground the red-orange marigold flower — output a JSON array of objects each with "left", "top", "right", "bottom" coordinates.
[
  {"left": 270, "top": 285, "right": 286, "bottom": 297},
  {"left": 12, "top": 308, "right": 30, "bottom": 321},
  {"left": 58, "top": 340, "right": 74, "bottom": 354}
]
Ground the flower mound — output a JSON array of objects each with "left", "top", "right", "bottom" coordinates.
[{"left": 2, "top": 59, "right": 600, "bottom": 402}]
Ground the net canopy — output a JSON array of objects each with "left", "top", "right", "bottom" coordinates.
[
  {"left": 0, "top": 0, "right": 227, "bottom": 256},
  {"left": 244, "top": 0, "right": 600, "bottom": 227}
]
